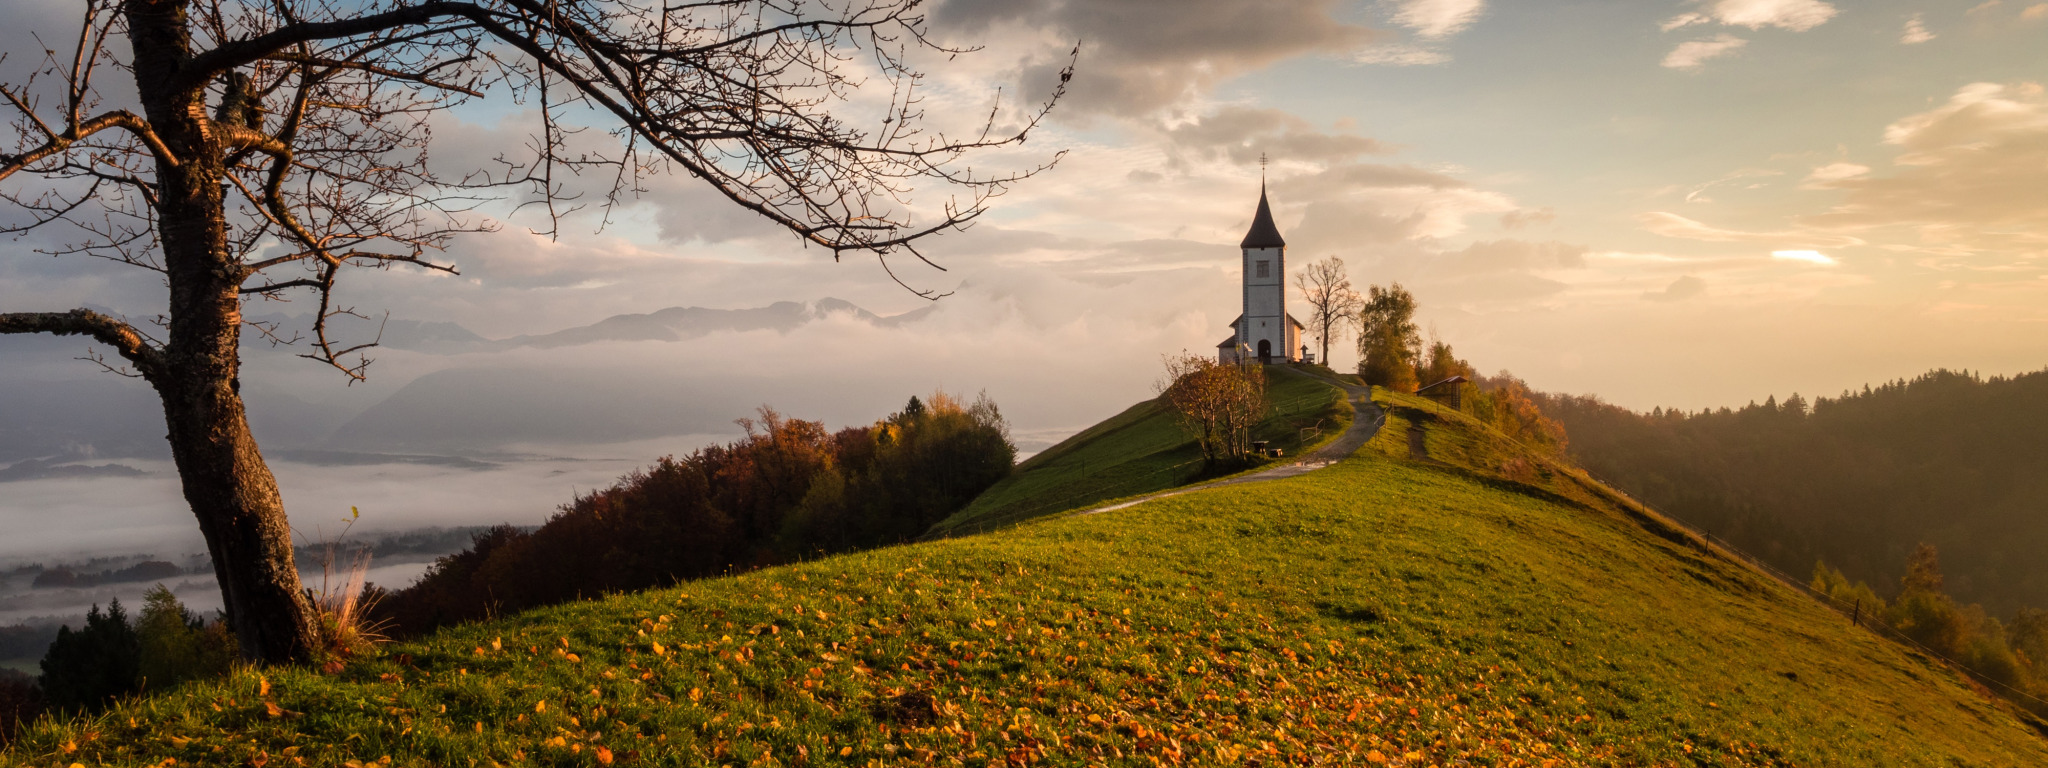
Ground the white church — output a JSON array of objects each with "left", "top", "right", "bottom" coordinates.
[{"left": 1217, "top": 184, "right": 1307, "bottom": 364}]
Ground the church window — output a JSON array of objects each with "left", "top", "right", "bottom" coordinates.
[{"left": 1255, "top": 260, "right": 1270, "bottom": 278}]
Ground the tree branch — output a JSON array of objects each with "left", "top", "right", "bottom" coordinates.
[
  {"left": 0, "top": 109, "right": 180, "bottom": 182},
  {"left": 174, "top": 1, "right": 490, "bottom": 95},
  {"left": 0, "top": 308, "right": 164, "bottom": 379}
]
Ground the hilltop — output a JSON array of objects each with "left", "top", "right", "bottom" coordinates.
[
  {"left": 931, "top": 365, "right": 1354, "bottom": 536},
  {"left": 9, "top": 377, "right": 2048, "bottom": 766}
]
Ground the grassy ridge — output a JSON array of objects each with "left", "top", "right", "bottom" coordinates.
[
  {"left": 931, "top": 365, "right": 1351, "bottom": 535},
  {"left": 12, "top": 387, "right": 2048, "bottom": 766}
]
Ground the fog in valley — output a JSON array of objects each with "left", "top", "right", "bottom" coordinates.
[{"left": 0, "top": 283, "right": 1220, "bottom": 652}]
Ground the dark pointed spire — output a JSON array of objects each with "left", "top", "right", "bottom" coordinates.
[{"left": 1239, "top": 183, "right": 1285, "bottom": 249}]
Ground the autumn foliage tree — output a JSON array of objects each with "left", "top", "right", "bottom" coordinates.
[
  {"left": 1158, "top": 352, "right": 1267, "bottom": 468},
  {"left": 0, "top": 0, "right": 1064, "bottom": 663}
]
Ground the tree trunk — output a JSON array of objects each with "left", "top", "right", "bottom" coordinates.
[
  {"left": 156, "top": 369, "right": 321, "bottom": 664},
  {"left": 127, "top": 0, "right": 322, "bottom": 664}
]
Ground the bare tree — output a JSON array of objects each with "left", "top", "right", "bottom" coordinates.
[
  {"left": 0, "top": 0, "right": 1066, "bottom": 664},
  {"left": 1294, "top": 256, "right": 1361, "bottom": 367}
]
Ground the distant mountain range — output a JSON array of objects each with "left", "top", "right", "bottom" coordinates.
[{"left": 247, "top": 298, "right": 934, "bottom": 355}]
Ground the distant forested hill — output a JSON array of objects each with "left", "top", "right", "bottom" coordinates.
[{"left": 1540, "top": 368, "right": 2048, "bottom": 615}]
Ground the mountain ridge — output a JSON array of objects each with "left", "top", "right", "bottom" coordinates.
[{"left": 242, "top": 297, "right": 935, "bottom": 355}]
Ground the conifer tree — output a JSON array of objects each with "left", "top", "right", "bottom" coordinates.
[{"left": 39, "top": 600, "right": 140, "bottom": 713}]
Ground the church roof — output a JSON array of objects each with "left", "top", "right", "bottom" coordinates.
[{"left": 1239, "top": 185, "right": 1286, "bottom": 249}]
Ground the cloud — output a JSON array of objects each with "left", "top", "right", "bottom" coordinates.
[
  {"left": 1275, "top": 162, "right": 1517, "bottom": 248},
  {"left": 1500, "top": 207, "right": 1557, "bottom": 230},
  {"left": 1771, "top": 249, "right": 1836, "bottom": 265},
  {"left": 1352, "top": 0, "right": 1484, "bottom": 66},
  {"left": 1388, "top": 0, "right": 1488, "bottom": 39},
  {"left": 1796, "top": 82, "right": 2048, "bottom": 252},
  {"left": 1160, "top": 107, "right": 1388, "bottom": 167},
  {"left": 1661, "top": 13, "right": 1712, "bottom": 31},
  {"left": 1801, "top": 162, "right": 1870, "bottom": 188},
  {"left": 934, "top": 0, "right": 1378, "bottom": 118},
  {"left": 1349, "top": 239, "right": 1588, "bottom": 307},
  {"left": 1353, "top": 43, "right": 1452, "bottom": 66},
  {"left": 1438, "top": 240, "right": 1589, "bottom": 274},
  {"left": 1639, "top": 211, "right": 1865, "bottom": 247},
  {"left": 2027, "top": 4, "right": 2048, "bottom": 21},
  {"left": 1288, "top": 201, "right": 1432, "bottom": 246},
  {"left": 1663, "top": 34, "right": 1749, "bottom": 69},
  {"left": 1645, "top": 275, "right": 1707, "bottom": 301},
  {"left": 1901, "top": 14, "right": 1936, "bottom": 44},
  {"left": 1665, "top": 0, "right": 1840, "bottom": 32},
  {"left": 1684, "top": 167, "right": 1783, "bottom": 202}
]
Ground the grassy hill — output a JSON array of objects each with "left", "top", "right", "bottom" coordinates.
[
  {"left": 930, "top": 365, "right": 1352, "bottom": 536},
  {"left": 11, "top": 385, "right": 2048, "bottom": 767}
]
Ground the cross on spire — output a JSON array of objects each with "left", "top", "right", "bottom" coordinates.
[{"left": 1260, "top": 152, "right": 1268, "bottom": 183}]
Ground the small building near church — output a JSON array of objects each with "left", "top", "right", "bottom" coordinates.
[
  {"left": 1217, "top": 184, "right": 1305, "bottom": 364},
  {"left": 1417, "top": 375, "right": 1469, "bottom": 410}
]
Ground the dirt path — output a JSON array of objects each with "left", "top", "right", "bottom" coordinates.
[{"left": 1082, "top": 380, "right": 1382, "bottom": 516}]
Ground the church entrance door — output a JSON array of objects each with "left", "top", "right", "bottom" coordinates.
[{"left": 1257, "top": 339, "right": 1272, "bottom": 364}]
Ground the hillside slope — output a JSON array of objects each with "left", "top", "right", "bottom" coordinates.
[
  {"left": 12, "top": 387, "right": 2048, "bottom": 766},
  {"left": 930, "top": 365, "right": 1351, "bottom": 536},
  {"left": 1538, "top": 368, "right": 2048, "bottom": 614}
]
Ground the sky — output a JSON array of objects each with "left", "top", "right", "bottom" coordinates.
[{"left": 3, "top": 0, "right": 2048, "bottom": 563}]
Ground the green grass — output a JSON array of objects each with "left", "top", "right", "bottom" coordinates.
[
  {"left": 930, "top": 365, "right": 1352, "bottom": 536},
  {"left": 13, "top": 386, "right": 2048, "bottom": 767}
]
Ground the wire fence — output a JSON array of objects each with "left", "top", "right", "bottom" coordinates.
[{"left": 1579, "top": 471, "right": 2048, "bottom": 715}]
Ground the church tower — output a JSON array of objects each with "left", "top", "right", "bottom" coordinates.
[{"left": 1219, "top": 183, "right": 1303, "bottom": 364}]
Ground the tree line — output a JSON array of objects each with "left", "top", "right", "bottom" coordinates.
[
  {"left": 374, "top": 392, "right": 1015, "bottom": 636},
  {"left": 1535, "top": 368, "right": 2048, "bottom": 616},
  {"left": 0, "top": 586, "right": 236, "bottom": 741}
]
